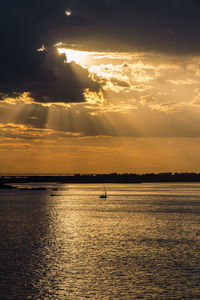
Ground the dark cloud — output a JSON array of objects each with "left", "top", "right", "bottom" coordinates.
[
  {"left": 1, "top": 0, "right": 200, "bottom": 102},
  {"left": 0, "top": 46, "right": 100, "bottom": 103},
  {"left": 65, "top": 0, "right": 200, "bottom": 53},
  {"left": 0, "top": 0, "right": 100, "bottom": 103},
  {"left": 2, "top": 49, "right": 100, "bottom": 103}
]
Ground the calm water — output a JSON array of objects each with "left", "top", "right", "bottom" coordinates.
[{"left": 0, "top": 183, "right": 200, "bottom": 299}]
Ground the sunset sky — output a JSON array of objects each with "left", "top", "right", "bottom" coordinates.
[{"left": 1, "top": 0, "right": 200, "bottom": 173}]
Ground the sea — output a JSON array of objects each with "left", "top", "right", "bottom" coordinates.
[{"left": 0, "top": 183, "right": 200, "bottom": 299}]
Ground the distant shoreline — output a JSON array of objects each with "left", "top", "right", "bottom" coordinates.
[{"left": 1, "top": 173, "right": 200, "bottom": 184}]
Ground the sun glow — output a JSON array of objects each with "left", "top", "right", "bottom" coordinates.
[{"left": 58, "top": 48, "right": 90, "bottom": 66}]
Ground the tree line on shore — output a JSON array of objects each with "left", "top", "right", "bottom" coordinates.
[{"left": 1, "top": 172, "right": 200, "bottom": 184}]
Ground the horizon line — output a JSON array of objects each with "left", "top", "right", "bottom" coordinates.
[{"left": 1, "top": 172, "right": 200, "bottom": 176}]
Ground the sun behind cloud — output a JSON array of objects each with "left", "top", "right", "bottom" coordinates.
[{"left": 58, "top": 48, "right": 90, "bottom": 66}]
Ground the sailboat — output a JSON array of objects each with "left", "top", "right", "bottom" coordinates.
[{"left": 99, "top": 186, "right": 107, "bottom": 199}]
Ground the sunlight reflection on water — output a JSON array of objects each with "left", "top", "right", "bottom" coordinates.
[{"left": 0, "top": 183, "right": 200, "bottom": 299}]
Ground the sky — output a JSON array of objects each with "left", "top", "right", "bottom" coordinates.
[{"left": 1, "top": 0, "right": 200, "bottom": 173}]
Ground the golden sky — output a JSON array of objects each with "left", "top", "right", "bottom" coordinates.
[
  {"left": 1, "top": 47, "right": 200, "bottom": 173},
  {"left": 2, "top": 1, "right": 200, "bottom": 173}
]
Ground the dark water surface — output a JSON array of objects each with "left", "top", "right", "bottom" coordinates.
[{"left": 0, "top": 183, "right": 200, "bottom": 299}]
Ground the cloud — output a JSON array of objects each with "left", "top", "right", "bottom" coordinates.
[
  {"left": 0, "top": 0, "right": 104, "bottom": 103},
  {"left": 88, "top": 59, "right": 158, "bottom": 95},
  {"left": 140, "top": 95, "right": 158, "bottom": 105},
  {"left": 0, "top": 123, "right": 82, "bottom": 141},
  {"left": 65, "top": 0, "right": 200, "bottom": 54},
  {"left": 187, "top": 59, "right": 200, "bottom": 77},
  {"left": 1, "top": 0, "right": 200, "bottom": 106},
  {"left": 192, "top": 89, "right": 200, "bottom": 105},
  {"left": 0, "top": 48, "right": 101, "bottom": 104},
  {"left": 166, "top": 79, "right": 198, "bottom": 85},
  {"left": 83, "top": 89, "right": 136, "bottom": 115}
]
